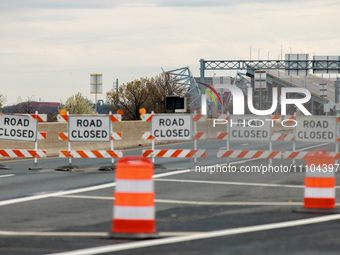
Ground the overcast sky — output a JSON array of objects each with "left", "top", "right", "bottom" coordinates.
[{"left": 1, "top": 0, "right": 339, "bottom": 106}]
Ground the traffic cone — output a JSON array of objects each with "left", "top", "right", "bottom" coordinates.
[
  {"left": 303, "top": 149, "right": 336, "bottom": 209},
  {"left": 110, "top": 156, "right": 159, "bottom": 239}
]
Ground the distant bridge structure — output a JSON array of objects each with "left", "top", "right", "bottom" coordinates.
[{"left": 199, "top": 56, "right": 340, "bottom": 115}]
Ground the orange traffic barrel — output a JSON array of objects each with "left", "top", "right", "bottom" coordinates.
[
  {"left": 304, "top": 149, "right": 336, "bottom": 209},
  {"left": 111, "top": 156, "right": 158, "bottom": 239}
]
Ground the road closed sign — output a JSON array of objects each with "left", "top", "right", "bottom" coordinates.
[
  {"left": 229, "top": 115, "right": 271, "bottom": 142},
  {"left": 151, "top": 115, "right": 192, "bottom": 141},
  {"left": 0, "top": 114, "right": 38, "bottom": 142},
  {"left": 68, "top": 115, "right": 111, "bottom": 142},
  {"left": 295, "top": 116, "right": 336, "bottom": 143}
]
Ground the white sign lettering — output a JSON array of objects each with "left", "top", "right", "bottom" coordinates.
[
  {"left": 295, "top": 116, "right": 336, "bottom": 143},
  {"left": 68, "top": 116, "right": 110, "bottom": 142},
  {"left": 0, "top": 115, "right": 38, "bottom": 142},
  {"left": 151, "top": 115, "right": 192, "bottom": 140},
  {"left": 229, "top": 115, "right": 271, "bottom": 142}
]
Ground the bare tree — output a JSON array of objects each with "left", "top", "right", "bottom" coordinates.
[
  {"left": 147, "top": 73, "right": 184, "bottom": 113},
  {"left": 7, "top": 96, "right": 37, "bottom": 113},
  {"left": 106, "top": 74, "right": 184, "bottom": 120},
  {"left": 106, "top": 77, "right": 153, "bottom": 120}
]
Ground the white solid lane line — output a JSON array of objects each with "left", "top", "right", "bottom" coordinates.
[
  {"left": 59, "top": 194, "right": 305, "bottom": 206},
  {"left": 0, "top": 230, "right": 202, "bottom": 237},
  {"left": 0, "top": 231, "right": 108, "bottom": 237},
  {"left": 0, "top": 169, "right": 190, "bottom": 207},
  {"left": 154, "top": 199, "right": 304, "bottom": 206},
  {"left": 0, "top": 142, "right": 329, "bottom": 207},
  {"left": 155, "top": 178, "right": 305, "bottom": 188},
  {"left": 0, "top": 174, "right": 14, "bottom": 178},
  {"left": 47, "top": 212, "right": 340, "bottom": 255}
]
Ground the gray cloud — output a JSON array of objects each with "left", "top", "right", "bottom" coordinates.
[
  {"left": 1, "top": 0, "right": 308, "bottom": 10},
  {"left": 157, "top": 0, "right": 295, "bottom": 7},
  {"left": 0, "top": 0, "right": 118, "bottom": 10},
  {"left": 0, "top": 0, "right": 338, "bottom": 105}
]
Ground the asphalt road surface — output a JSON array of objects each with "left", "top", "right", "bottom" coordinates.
[{"left": 0, "top": 140, "right": 340, "bottom": 254}]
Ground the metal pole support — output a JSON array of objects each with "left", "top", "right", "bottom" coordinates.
[{"left": 29, "top": 110, "right": 42, "bottom": 170}]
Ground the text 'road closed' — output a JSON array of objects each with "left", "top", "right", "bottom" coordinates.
[
  {"left": 295, "top": 117, "right": 336, "bottom": 143},
  {"left": 151, "top": 115, "right": 192, "bottom": 141},
  {"left": 229, "top": 116, "right": 271, "bottom": 142},
  {"left": 0, "top": 115, "right": 37, "bottom": 142},
  {"left": 68, "top": 116, "right": 111, "bottom": 142},
  {"left": 231, "top": 130, "right": 269, "bottom": 139}
]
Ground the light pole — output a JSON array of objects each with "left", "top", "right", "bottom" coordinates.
[
  {"left": 268, "top": 51, "right": 271, "bottom": 60},
  {"left": 280, "top": 45, "right": 282, "bottom": 60},
  {"left": 250, "top": 46, "right": 253, "bottom": 60},
  {"left": 289, "top": 47, "right": 292, "bottom": 54},
  {"left": 278, "top": 54, "right": 281, "bottom": 77},
  {"left": 300, "top": 49, "right": 303, "bottom": 53},
  {"left": 258, "top": 48, "right": 261, "bottom": 60}
]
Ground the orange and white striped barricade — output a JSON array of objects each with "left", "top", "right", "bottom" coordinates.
[
  {"left": 193, "top": 131, "right": 206, "bottom": 140},
  {"left": 217, "top": 150, "right": 281, "bottom": 159},
  {"left": 286, "top": 114, "right": 297, "bottom": 165},
  {"left": 59, "top": 150, "right": 122, "bottom": 158},
  {"left": 58, "top": 132, "right": 68, "bottom": 141},
  {"left": 110, "top": 132, "right": 122, "bottom": 140},
  {"left": 216, "top": 114, "right": 230, "bottom": 163},
  {"left": 271, "top": 115, "right": 281, "bottom": 124},
  {"left": 142, "top": 132, "right": 155, "bottom": 140},
  {"left": 110, "top": 156, "right": 159, "bottom": 239},
  {"left": 142, "top": 113, "right": 155, "bottom": 122},
  {"left": 303, "top": 149, "right": 336, "bottom": 209},
  {"left": 142, "top": 111, "right": 156, "bottom": 162},
  {"left": 58, "top": 132, "right": 122, "bottom": 141},
  {"left": 30, "top": 111, "right": 47, "bottom": 170},
  {"left": 215, "top": 114, "right": 230, "bottom": 143},
  {"left": 143, "top": 150, "right": 206, "bottom": 158},
  {"left": 271, "top": 133, "right": 294, "bottom": 141},
  {"left": 0, "top": 112, "right": 47, "bottom": 170},
  {"left": 217, "top": 150, "right": 322, "bottom": 159},
  {"left": 37, "top": 132, "right": 47, "bottom": 140},
  {"left": 282, "top": 151, "right": 309, "bottom": 160},
  {"left": 29, "top": 131, "right": 48, "bottom": 170},
  {"left": 30, "top": 112, "right": 47, "bottom": 170},
  {"left": 1, "top": 113, "right": 48, "bottom": 122},
  {"left": 0, "top": 150, "right": 47, "bottom": 158},
  {"left": 107, "top": 114, "right": 122, "bottom": 122},
  {"left": 59, "top": 112, "right": 123, "bottom": 168},
  {"left": 216, "top": 114, "right": 229, "bottom": 121},
  {"left": 336, "top": 117, "right": 340, "bottom": 165},
  {"left": 57, "top": 114, "right": 68, "bottom": 123},
  {"left": 283, "top": 115, "right": 296, "bottom": 124},
  {"left": 271, "top": 133, "right": 282, "bottom": 141},
  {"left": 268, "top": 115, "right": 282, "bottom": 165},
  {"left": 57, "top": 114, "right": 121, "bottom": 123},
  {"left": 217, "top": 132, "right": 228, "bottom": 140},
  {"left": 192, "top": 111, "right": 206, "bottom": 164},
  {"left": 192, "top": 113, "right": 206, "bottom": 122},
  {"left": 227, "top": 114, "right": 275, "bottom": 164},
  {"left": 282, "top": 133, "right": 295, "bottom": 141},
  {"left": 27, "top": 114, "right": 47, "bottom": 122}
]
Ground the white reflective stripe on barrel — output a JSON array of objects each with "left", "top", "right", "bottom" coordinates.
[
  {"left": 115, "top": 180, "right": 154, "bottom": 193},
  {"left": 305, "top": 167, "right": 335, "bottom": 178},
  {"left": 113, "top": 206, "right": 155, "bottom": 220},
  {"left": 304, "top": 188, "right": 335, "bottom": 198}
]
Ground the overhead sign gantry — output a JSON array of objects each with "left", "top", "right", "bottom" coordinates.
[
  {"left": 199, "top": 54, "right": 340, "bottom": 110},
  {"left": 199, "top": 55, "right": 340, "bottom": 77}
]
